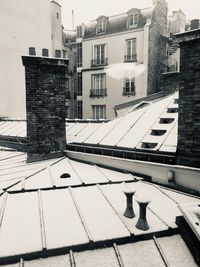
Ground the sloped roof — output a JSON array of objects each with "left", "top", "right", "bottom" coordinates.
[
  {"left": 0, "top": 92, "right": 179, "bottom": 155},
  {"left": 83, "top": 9, "right": 149, "bottom": 39},
  {"left": 0, "top": 148, "right": 199, "bottom": 265}
]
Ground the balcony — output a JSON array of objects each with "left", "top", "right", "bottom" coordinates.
[
  {"left": 122, "top": 87, "right": 135, "bottom": 96},
  {"left": 91, "top": 58, "right": 108, "bottom": 67},
  {"left": 90, "top": 88, "right": 107, "bottom": 97},
  {"left": 124, "top": 54, "right": 137, "bottom": 62}
]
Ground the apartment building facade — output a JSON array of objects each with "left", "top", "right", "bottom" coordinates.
[{"left": 75, "top": 0, "right": 168, "bottom": 119}]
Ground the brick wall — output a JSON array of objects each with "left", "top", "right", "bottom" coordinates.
[
  {"left": 176, "top": 30, "right": 200, "bottom": 167},
  {"left": 148, "top": 0, "right": 168, "bottom": 95},
  {"left": 22, "top": 54, "right": 68, "bottom": 161}
]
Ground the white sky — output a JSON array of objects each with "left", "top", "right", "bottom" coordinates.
[{"left": 59, "top": 0, "right": 200, "bottom": 30}]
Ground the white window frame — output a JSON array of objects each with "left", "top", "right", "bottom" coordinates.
[
  {"left": 93, "top": 44, "right": 107, "bottom": 64},
  {"left": 91, "top": 73, "right": 106, "bottom": 90},
  {"left": 92, "top": 105, "right": 106, "bottom": 119},
  {"left": 125, "top": 38, "right": 137, "bottom": 61},
  {"left": 128, "top": 13, "right": 139, "bottom": 28},
  {"left": 124, "top": 77, "right": 135, "bottom": 94}
]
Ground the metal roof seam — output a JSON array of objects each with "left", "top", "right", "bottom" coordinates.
[
  {"left": 81, "top": 122, "right": 105, "bottom": 143},
  {"left": 38, "top": 190, "right": 47, "bottom": 251},
  {"left": 0, "top": 193, "right": 7, "bottom": 228},
  {"left": 97, "top": 116, "right": 125, "bottom": 145},
  {"left": 153, "top": 236, "right": 171, "bottom": 267},
  {"left": 115, "top": 106, "right": 150, "bottom": 147},
  {"left": 97, "top": 184, "right": 132, "bottom": 235},
  {"left": 66, "top": 159, "right": 84, "bottom": 184},
  {"left": 6, "top": 167, "right": 47, "bottom": 192},
  {"left": 47, "top": 167, "right": 56, "bottom": 188},
  {"left": 94, "top": 165, "right": 111, "bottom": 182},
  {"left": 69, "top": 250, "right": 76, "bottom": 267},
  {"left": 68, "top": 187, "right": 93, "bottom": 242},
  {"left": 113, "top": 243, "right": 125, "bottom": 267}
]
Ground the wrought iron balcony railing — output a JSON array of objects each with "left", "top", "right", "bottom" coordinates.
[
  {"left": 124, "top": 54, "right": 137, "bottom": 62},
  {"left": 122, "top": 87, "right": 135, "bottom": 96},
  {"left": 90, "top": 88, "right": 107, "bottom": 97},
  {"left": 91, "top": 58, "right": 108, "bottom": 67}
]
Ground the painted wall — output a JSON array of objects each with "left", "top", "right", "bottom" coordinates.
[
  {"left": 0, "top": 0, "right": 52, "bottom": 119},
  {"left": 82, "top": 30, "right": 148, "bottom": 119}
]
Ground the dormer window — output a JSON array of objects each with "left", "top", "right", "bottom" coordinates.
[
  {"left": 96, "top": 16, "right": 108, "bottom": 33},
  {"left": 127, "top": 8, "right": 140, "bottom": 28}
]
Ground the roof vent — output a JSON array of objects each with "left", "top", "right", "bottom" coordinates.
[
  {"left": 159, "top": 118, "right": 174, "bottom": 124},
  {"left": 174, "top": 99, "right": 179, "bottom": 104},
  {"left": 150, "top": 129, "right": 166, "bottom": 136},
  {"left": 141, "top": 142, "right": 158, "bottom": 149},
  {"left": 167, "top": 108, "right": 178, "bottom": 113},
  {"left": 60, "top": 173, "right": 71, "bottom": 178}
]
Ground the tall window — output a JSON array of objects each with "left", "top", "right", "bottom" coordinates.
[
  {"left": 91, "top": 74, "right": 106, "bottom": 96},
  {"left": 92, "top": 74, "right": 106, "bottom": 90},
  {"left": 98, "top": 19, "right": 106, "bottom": 32},
  {"left": 77, "top": 43, "right": 82, "bottom": 67},
  {"left": 92, "top": 44, "right": 107, "bottom": 66},
  {"left": 128, "top": 13, "right": 139, "bottom": 28},
  {"left": 123, "top": 77, "right": 135, "bottom": 95},
  {"left": 125, "top": 38, "right": 137, "bottom": 62},
  {"left": 92, "top": 105, "right": 106, "bottom": 119},
  {"left": 77, "top": 72, "right": 82, "bottom": 96}
]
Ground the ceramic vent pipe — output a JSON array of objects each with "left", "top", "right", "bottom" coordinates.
[
  {"left": 135, "top": 196, "right": 151, "bottom": 231},
  {"left": 123, "top": 189, "right": 136, "bottom": 218}
]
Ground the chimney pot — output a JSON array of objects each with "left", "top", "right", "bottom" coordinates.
[
  {"left": 42, "top": 48, "right": 49, "bottom": 57},
  {"left": 29, "top": 47, "right": 36, "bottom": 56},
  {"left": 135, "top": 196, "right": 151, "bottom": 231},
  {"left": 123, "top": 189, "right": 136, "bottom": 218}
]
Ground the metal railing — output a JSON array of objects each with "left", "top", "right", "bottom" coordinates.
[
  {"left": 123, "top": 87, "right": 135, "bottom": 96},
  {"left": 90, "top": 88, "right": 107, "bottom": 97},
  {"left": 124, "top": 54, "right": 137, "bottom": 62},
  {"left": 91, "top": 58, "right": 108, "bottom": 67}
]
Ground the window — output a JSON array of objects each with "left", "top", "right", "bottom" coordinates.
[
  {"left": 77, "top": 43, "right": 82, "bottom": 67},
  {"left": 76, "top": 26, "right": 82, "bottom": 38},
  {"left": 96, "top": 16, "right": 108, "bottom": 33},
  {"left": 125, "top": 39, "right": 137, "bottom": 62},
  {"left": 128, "top": 13, "right": 139, "bottom": 27},
  {"left": 91, "top": 74, "right": 107, "bottom": 97},
  {"left": 77, "top": 72, "right": 82, "bottom": 96},
  {"left": 77, "top": 101, "right": 82, "bottom": 119},
  {"left": 123, "top": 77, "right": 135, "bottom": 95},
  {"left": 92, "top": 105, "right": 106, "bottom": 119},
  {"left": 92, "top": 74, "right": 106, "bottom": 90},
  {"left": 92, "top": 44, "right": 107, "bottom": 66}
]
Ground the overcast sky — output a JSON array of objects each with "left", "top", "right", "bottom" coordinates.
[{"left": 59, "top": 0, "right": 200, "bottom": 30}]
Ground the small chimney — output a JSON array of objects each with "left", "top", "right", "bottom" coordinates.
[
  {"left": 176, "top": 30, "right": 200, "bottom": 167},
  {"left": 22, "top": 47, "right": 69, "bottom": 161},
  {"left": 191, "top": 19, "right": 200, "bottom": 30},
  {"left": 29, "top": 47, "right": 36, "bottom": 56}
]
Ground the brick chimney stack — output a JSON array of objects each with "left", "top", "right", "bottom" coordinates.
[
  {"left": 22, "top": 48, "right": 68, "bottom": 161},
  {"left": 176, "top": 30, "right": 200, "bottom": 168}
]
